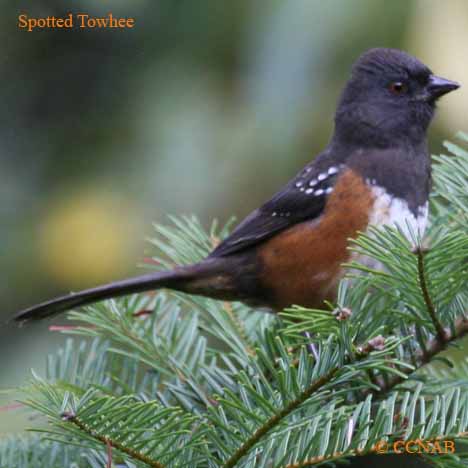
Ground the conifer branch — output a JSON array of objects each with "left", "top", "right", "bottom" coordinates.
[
  {"left": 61, "top": 411, "right": 165, "bottom": 468},
  {"left": 280, "top": 447, "right": 380, "bottom": 468},
  {"left": 281, "top": 431, "right": 468, "bottom": 467},
  {"left": 221, "top": 335, "right": 400, "bottom": 468},
  {"left": 222, "top": 368, "right": 339, "bottom": 468},
  {"left": 372, "top": 315, "right": 468, "bottom": 395},
  {"left": 106, "top": 439, "right": 112, "bottom": 468},
  {"left": 415, "top": 247, "right": 447, "bottom": 345},
  {"left": 280, "top": 448, "right": 426, "bottom": 467}
]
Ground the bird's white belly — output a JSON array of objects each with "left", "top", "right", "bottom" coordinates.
[
  {"left": 368, "top": 186, "right": 428, "bottom": 238},
  {"left": 351, "top": 185, "right": 429, "bottom": 271}
]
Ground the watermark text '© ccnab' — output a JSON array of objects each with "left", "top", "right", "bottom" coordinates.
[{"left": 375, "top": 438, "right": 456, "bottom": 454}]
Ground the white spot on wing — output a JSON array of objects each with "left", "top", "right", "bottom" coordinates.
[{"left": 305, "top": 188, "right": 314, "bottom": 195}]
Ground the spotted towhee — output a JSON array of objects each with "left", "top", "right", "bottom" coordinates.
[{"left": 14, "top": 48, "right": 459, "bottom": 322}]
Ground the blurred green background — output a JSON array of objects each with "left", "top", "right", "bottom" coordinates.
[{"left": 1, "top": 0, "right": 467, "bottom": 433}]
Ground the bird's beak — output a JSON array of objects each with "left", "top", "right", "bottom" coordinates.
[{"left": 427, "top": 75, "right": 460, "bottom": 99}]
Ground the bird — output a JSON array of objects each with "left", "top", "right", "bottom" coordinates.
[{"left": 14, "top": 48, "right": 459, "bottom": 323}]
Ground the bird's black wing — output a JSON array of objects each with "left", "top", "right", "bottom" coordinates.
[{"left": 210, "top": 158, "right": 345, "bottom": 257}]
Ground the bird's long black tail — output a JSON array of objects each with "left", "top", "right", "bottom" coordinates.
[{"left": 14, "top": 260, "right": 231, "bottom": 323}]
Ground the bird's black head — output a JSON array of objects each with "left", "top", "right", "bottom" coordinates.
[{"left": 334, "top": 48, "right": 459, "bottom": 148}]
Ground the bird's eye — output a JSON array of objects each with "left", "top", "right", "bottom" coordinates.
[{"left": 388, "top": 81, "right": 408, "bottom": 95}]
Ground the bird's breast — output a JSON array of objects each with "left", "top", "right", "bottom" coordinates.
[
  {"left": 256, "top": 169, "right": 374, "bottom": 310},
  {"left": 351, "top": 183, "right": 429, "bottom": 271},
  {"left": 255, "top": 171, "right": 429, "bottom": 310},
  {"left": 367, "top": 185, "right": 429, "bottom": 237}
]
